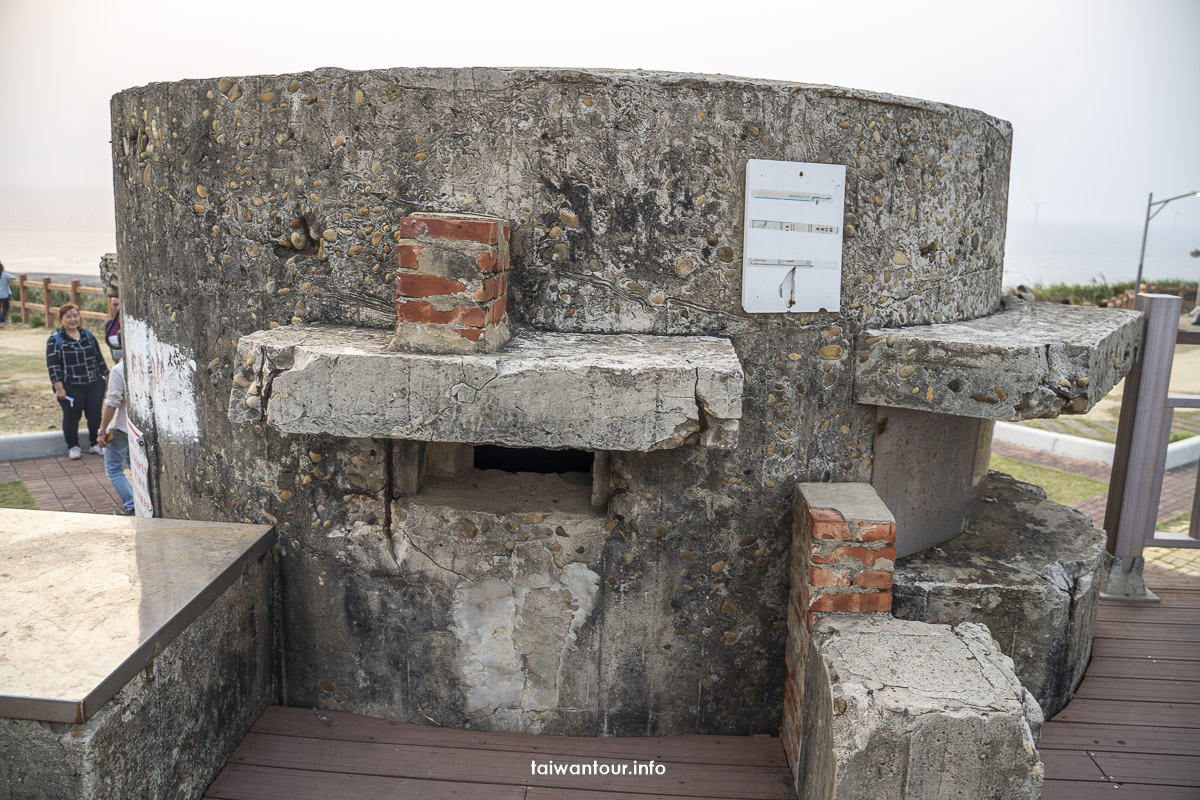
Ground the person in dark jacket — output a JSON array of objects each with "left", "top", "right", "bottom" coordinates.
[{"left": 46, "top": 303, "right": 109, "bottom": 459}]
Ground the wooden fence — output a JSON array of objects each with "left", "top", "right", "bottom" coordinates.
[
  {"left": 4, "top": 274, "right": 113, "bottom": 324},
  {"left": 1103, "top": 282, "right": 1197, "bottom": 310}
]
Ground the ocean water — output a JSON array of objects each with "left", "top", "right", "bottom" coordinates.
[
  {"left": 1, "top": 188, "right": 1197, "bottom": 290},
  {"left": 1003, "top": 220, "right": 1200, "bottom": 290}
]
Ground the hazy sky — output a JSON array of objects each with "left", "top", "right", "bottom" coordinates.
[{"left": 1, "top": 0, "right": 1198, "bottom": 236}]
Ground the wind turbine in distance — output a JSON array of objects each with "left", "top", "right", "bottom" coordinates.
[{"left": 1032, "top": 199, "right": 1049, "bottom": 227}]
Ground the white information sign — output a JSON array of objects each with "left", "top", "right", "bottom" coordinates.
[
  {"left": 126, "top": 417, "right": 154, "bottom": 518},
  {"left": 742, "top": 159, "right": 846, "bottom": 313}
]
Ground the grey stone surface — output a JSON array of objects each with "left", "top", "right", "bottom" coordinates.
[
  {"left": 892, "top": 471, "right": 1110, "bottom": 717},
  {"left": 796, "top": 481, "right": 894, "bottom": 525},
  {"left": 855, "top": 297, "right": 1142, "bottom": 420},
  {"left": 0, "top": 553, "right": 276, "bottom": 800},
  {"left": 800, "top": 614, "right": 1043, "bottom": 800},
  {"left": 98, "top": 253, "right": 119, "bottom": 297},
  {"left": 113, "top": 67, "right": 1012, "bottom": 735},
  {"left": 229, "top": 324, "right": 743, "bottom": 451},
  {"left": 872, "top": 407, "right": 994, "bottom": 558}
]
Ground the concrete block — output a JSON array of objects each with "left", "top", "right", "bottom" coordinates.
[
  {"left": 855, "top": 298, "right": 1142, "bottom": 421},
  {"left": 229, "top": 325, "right": 743, "bottom": 452},
  {"left": 872, "top": 407, "right": 994, "bottom": 558},
  {"left": 799, "top": 614, "right": 1042, "bottom": 800},
  {"left": 0, "top": 523, "right": 276, "bottom": 800},
  {"left": 891, "top": 471, "right": 1109, "bottom": 717}
]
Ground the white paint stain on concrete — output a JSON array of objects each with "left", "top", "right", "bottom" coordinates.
[
  {"left": 452, "top": 559, "right": 600, "bottom": 731},
  {"left": 123, "top": 316, "right": 199, "bottom": 443}
]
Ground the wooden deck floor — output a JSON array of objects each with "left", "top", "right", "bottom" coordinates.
[
  {"left": 204, "top": 706, "right": 795, "bottom": 800},
  {"left": 1040, "top": 564, "right": 1200, "bottom": 798},
  {"left": 207, "top": 564, "right": 1199, "bottom": 799}
]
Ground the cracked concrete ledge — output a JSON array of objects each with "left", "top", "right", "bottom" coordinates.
[
  {"left": 228, "top": 324, "right": 743, "bottom": 451},
  {"left": 891, "top": 471, "right": 1109, "bottom": 718},
  {"left": 855, "top": 297, "right": 1142, "bottom": 421},
  {"left": 801, "top": 614, "right": 1043, "bottom": 800}
]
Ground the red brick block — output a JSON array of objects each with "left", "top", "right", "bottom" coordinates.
[
  {"left": 852, "top": 570, "right": 893, "bottom": 589},
  {"left": 397, "top": 244, "right": 422, "bottom": 270},
  {"left": 454, "top": 327, "right": 485, "bottom": 342},
  {"left": 804, "top": 506, "right": 853, "bottom": 540},
  {"left": 855, "top": 521, "right": 896, "bottom": 543},
  {"left": 809, "top": 591, "right": 893, "bottom": 613},
  {"left": 808, "top": 566, "right": 850, "bottom": 588},
  {"left": 488, "top": 296, "right": 507, "bottom": 325},
  {"left": 810, "top": 545, "right": 895, "bottom": 567},
  {"left": 476, "top": 249, "right": 499, "bottom": 272},
  {"left": 473, "top": 275, "right": 505, "bottom": 303},
  {"left": 399, "top": 216, "right": 499, "bottom": 244},
  {"left": 395, "top": 299, "right": 487, "bottom": 328},
  {"left": 397, "top": 273, "right": 468, "bottom": 298}
]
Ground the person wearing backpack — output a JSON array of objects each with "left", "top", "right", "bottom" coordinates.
[{"left": 45, "top": 303, "right": 109, "bottom": 459}]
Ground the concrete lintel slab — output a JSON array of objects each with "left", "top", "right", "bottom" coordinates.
[
  {"left": 855, "top": 298, "right": 1142, "bottom": 421},
  {"left": 229, "top": 325, "right": 743, "bottom": 451}
]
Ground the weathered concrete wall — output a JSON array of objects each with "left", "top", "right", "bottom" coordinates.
[
  {"left": 0, "top": 553, "right": 276, "bottom": 800},
  {"left": 111, "top": 67, "right": 1011, "bottom": 735},
  {"left": 892, "top": 471, "right": 1109, "bottom": 717}
]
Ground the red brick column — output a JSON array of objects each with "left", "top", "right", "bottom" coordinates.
[
  {"left": 393, "top": 213, "right": 511, "bottom": 353},
  {"left": 781, "top": 482, "right": 896, "bottom": 775}
]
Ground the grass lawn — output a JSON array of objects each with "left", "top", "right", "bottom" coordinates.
[
  {"left": 988, "top": 456, "right": 1109, "bottom": 506},
  {"left": 0, "top": 480, "right": 37, "bottom": 509}
]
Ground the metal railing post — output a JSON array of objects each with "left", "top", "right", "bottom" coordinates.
[{"left": 1103, "top": 293, "right": 1181, "bottom": 600}]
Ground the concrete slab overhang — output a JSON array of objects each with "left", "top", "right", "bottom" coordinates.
[
  {"left": 229, "top": 325, "right": 743, "bottom": 451},
  {"left": 854, "top": 298, "right": 1142, "bottom": 421}
]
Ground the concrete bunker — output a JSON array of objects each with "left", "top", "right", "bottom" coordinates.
[{"left": 89, "top": 66, "right": 1144, "bottom": 797}]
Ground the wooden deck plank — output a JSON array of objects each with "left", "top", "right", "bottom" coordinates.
[
  {"left": 1098, "top": 606, "right": 1198, "bottom": 623},
  {"left": 1039, "top": 724, "right": 1200, "bottom": 757},
  {"left": 1050, "top": 698, "right": 1200, "bottom": 728},
  {"left": 1147, "top": 589, "right": 1200, "bottom": 608},
  {"left": 1089, "top": 752, "right": 1200, "bottom": 787},
  {"left": 205, "top": 764, "right": 527, "bottom": 800},
  {"left": 230, "top": 732, "right": 795, "bottom": 799},
  {"left": 1041, "top": 749, "right": 1105, "bottom": 781},
  {"left": 1092, "top": 621, "right": 1200, "bottom": 641},
  {"left": 1071, "top": 676, "right": 1200, "bottom": 703},
  {"left": 1091, "top": 637, "right": 1200, "bottom": 660},
  {"left": 1080, "top": 657, "right": 1199, "bottom": 681},
  {"left": 1042, "top": 779, "right": 1200, "bottom": 799},
  {"left": 1038, "top": 571, "right": 1200, "bottom": 799},
  {"left": 1144, "top": 566, "right": 1200, "bottom": 590},
  {"left": 252, "top": 706, "right": 788, "bottom": 768},
  {"left": 203, "top": 764, "right": 727, "bottom": 800}
]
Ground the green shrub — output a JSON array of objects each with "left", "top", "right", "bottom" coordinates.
[{"left": 1028, "top": 279, "right": 1198, "bottom": 306}]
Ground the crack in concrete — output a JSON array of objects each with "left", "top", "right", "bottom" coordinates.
[{"left": 396, "top": 528, "right": 472, "bottom": 581}]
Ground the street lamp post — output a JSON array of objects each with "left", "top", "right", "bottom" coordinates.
[{"left": 1135, "top": 190, "right": 1200, "bottom": 293}]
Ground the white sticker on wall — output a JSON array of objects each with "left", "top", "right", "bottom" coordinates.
[{"left": 742, "top": 159, "right": 846, "bottom": 313}]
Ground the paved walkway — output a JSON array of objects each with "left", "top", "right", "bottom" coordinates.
[
  {"left": 992, "top": 441, "right": 1200, "bottom": 575},
  {"left": 0, "top": 450, "right": 123, "bottom": 515}
]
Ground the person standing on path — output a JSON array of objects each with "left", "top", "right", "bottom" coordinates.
[
  {"left": 99, "top": 359, "right": 134, "bottom": 515},
  {"left": 0, "top": 260, "right": 13, "bottom": 324},
  {"left": 45, "top": 303, "right": 108, "bottom": 459}
]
